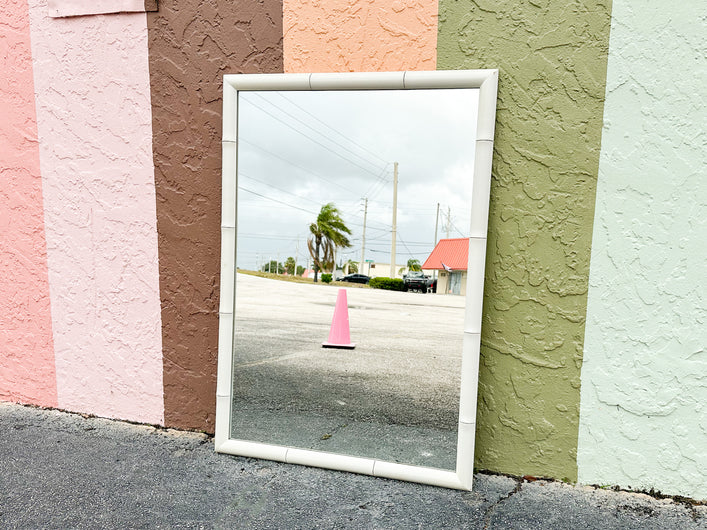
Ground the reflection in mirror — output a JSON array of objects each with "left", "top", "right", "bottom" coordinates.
[{"left": 231, "top": 88, "right": 479, "bottom": 471}]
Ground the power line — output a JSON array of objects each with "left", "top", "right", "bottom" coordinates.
[
  {"left": 240, "top": 95, "right": 387, "bottom": 180},
  {"left": 367, "top": 248, "right": 420, "bottom": 257},
  {"left": 239, "top": 138, "right": 358, "bottom": 195},
  {"left": 362, "top": 164, "right": 392, "bottom": 200},
  {"left": 239, "top": 182, "right": 391, "bottom": 240},
  {"left": 397, "top": 232, "right": 416, "bottom": 258},
  {"left": 253, "top": 92, "right": 388, "bottom": 174},
  {"left": 238, "top": 186, "right": 317, "bottom": 215},
  {"left": 238, "top": 233, "right": 301, "bottom": 241},
  {"left": 449, "top": 218, "right": 469, "bottom": 237},
  {"left": 364, "top": 240, "right": 433, "bottom": 247},
  {"left": 277, "top": 92, "right": 390, "bottom": 166},
  {"left": 239, "top": 173, "right": 325, "bottom": 207}
]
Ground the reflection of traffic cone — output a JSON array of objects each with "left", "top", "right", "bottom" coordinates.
[{"left": 322, "top": 288, "right": 356, "bottom": 349}]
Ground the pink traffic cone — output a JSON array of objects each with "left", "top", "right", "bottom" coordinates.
[{"left": 322, "top": 288, "right": 355, "bottom": 349}]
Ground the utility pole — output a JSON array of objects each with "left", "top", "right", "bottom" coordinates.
[
  {"left": 434, "top": 202, "right": 440, "bottom": 282},
  {"left": 390, "top": 162, "right": 398, "bottom": 278},
  {"left": 434, "top": 202, "right": 440, "bottom": 245},
  {"left": 359, "top": 198, "right": 368, "bottom": 275},
  {"left": 294, "top": 237, "right": 299, "bottom": 277}
]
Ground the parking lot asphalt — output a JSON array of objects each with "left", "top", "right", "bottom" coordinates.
[
  {"left": 231, "top": 273, "right": 465, "bottom": 469},
  {"left": 1, "top": 402, "right": 705, "bottom": 529}
]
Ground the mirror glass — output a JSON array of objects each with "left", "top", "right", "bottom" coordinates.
[{"left": 231, "top": 88, "right": 479, "bottom": 470}]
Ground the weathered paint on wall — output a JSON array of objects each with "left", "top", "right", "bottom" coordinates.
[
  {"left": 27, "top": 0, "right": 164, "bottom": 424},
  {"left": 283, "top": 0, "right": 438, "bottom": 72},
  {"left": 437, "top": 0, "right": 612, "bottom": 481},
  {"left": 0, "top": 0, "right": 57, "bottom": 407},
  {"left": 147, "top": 0, "right": 284, "bottom": 431},
  {"left": 578, "top": 2, "right": 707, "bottom": 500},
  {"left": 47, "top": 0, "right": 158, "bottom": 18}
]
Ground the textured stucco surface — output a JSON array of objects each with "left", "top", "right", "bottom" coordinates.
[
  {"left": 47, "top": 0, "right": 157, "bottom": 18},
  {"left": 147, "top": 0, "right": 283, "bottom": 431},
  {"left": 438, "top": 1, "right": 612, "bottom": 481},
  {"left": 578, "top": 2, "right": 707, "bottom": 500},
  {"left": 27, "top": 1, "right": 164, "bottom": 424},
  {"left": 0, "top": 0, "right": 57, "bottom": 407},
  {"left": 283, "top": 0, "right": 438, "bottom": 72}
]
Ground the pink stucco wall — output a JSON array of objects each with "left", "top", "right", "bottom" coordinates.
[
  {"left": 0, "top": 0, "right": 57, "bottom": 407},
  {"left": 27, "top": 0, "right": 164, "bottom": 424},
  {"left": 283, "top": 0, "right": 438, "bottom": 72}
]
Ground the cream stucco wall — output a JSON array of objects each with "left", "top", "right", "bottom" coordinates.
[
  {"left": 578, "top": 2, "right": 707, "bottom": 499},
  {"left": 436, "top": 271, "right": 466, "bottom": 296}
]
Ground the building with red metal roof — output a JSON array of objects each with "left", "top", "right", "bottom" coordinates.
[{"left": 422, "top": 238, "right": 470, "bottom": 295}]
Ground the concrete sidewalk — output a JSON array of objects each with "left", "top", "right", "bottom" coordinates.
[{"left": 1, "top": 402, "right": 704, "bottom": 529}]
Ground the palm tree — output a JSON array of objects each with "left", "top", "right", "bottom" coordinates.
[
  {"left": 345, "top": 259, "right": 359, "bottom": 274},
  {"left": 308, "top": 203, "right": 352, "bottom": 282},
  {"left": 407, "top": 258, "right": 422, "bottom": 272}
]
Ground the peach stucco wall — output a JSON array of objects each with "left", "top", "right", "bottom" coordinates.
[
  {"left": 0, "top": 0, "right": 57, "bottom": 407},
  {"left": 283, "top": 0, "right": 438, "bottom": 72},
  {"left": 27, "top": 1, "right": 164, "bottom": 424}
]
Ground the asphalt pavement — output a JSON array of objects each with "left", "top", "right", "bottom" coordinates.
[
  {"left": 1, "top": 402, "right": 705, "bottom": 529},
  {"left": 232, "top": 273, "right": 465, "bottom": 470}
]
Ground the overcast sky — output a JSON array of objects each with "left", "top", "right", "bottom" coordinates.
[{"left": 235, "top": 87, "right": 479, "bottom": 273}]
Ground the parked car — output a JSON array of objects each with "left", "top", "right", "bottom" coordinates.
[{"left": 337, "top": 273, "right": 370, "bottom": 284}]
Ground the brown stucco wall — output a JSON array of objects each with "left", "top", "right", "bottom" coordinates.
[{"left": 147, "top": 1, "right": 284, "bottom": 431}]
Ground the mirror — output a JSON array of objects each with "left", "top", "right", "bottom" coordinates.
[{"left": 216, "top": 71, "right": 498, "bottom": 490}]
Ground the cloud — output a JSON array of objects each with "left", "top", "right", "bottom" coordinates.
[{"left": 234, "top": 88, "right": 479, "bottom": 269}]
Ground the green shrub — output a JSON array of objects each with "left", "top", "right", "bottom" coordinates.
[
  {"left": 321, "top": 273, "right": 333, "bottom": 283},
  {"left": 369, "top": 277, "right": 404, "bottom": 291}
]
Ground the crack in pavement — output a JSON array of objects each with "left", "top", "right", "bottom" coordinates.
[{"left": 483, "top": 478, "right": 523, "bottom": 529}]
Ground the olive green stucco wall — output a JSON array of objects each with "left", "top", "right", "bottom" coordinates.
[{"left": 438, "top": 0, "right": 612, "bottom": 481}]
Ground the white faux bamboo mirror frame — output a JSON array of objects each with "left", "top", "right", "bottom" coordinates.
[{"left": 215, "top": 70, "right": 498, "bottom": 490}]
